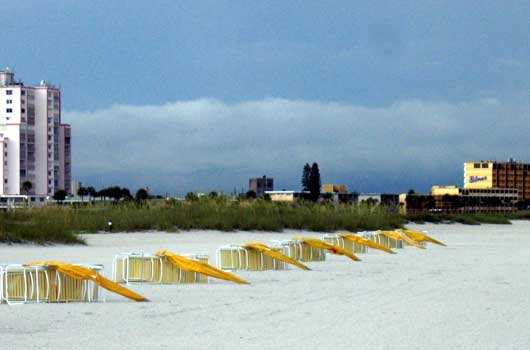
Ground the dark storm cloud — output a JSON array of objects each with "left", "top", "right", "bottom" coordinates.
[{"left": 65, "top": 94, "right": 530, "bottom": 194}]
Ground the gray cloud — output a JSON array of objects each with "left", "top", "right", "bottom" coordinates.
[{"left": 65, "top": 95, "right": 530, "bottom": 195}]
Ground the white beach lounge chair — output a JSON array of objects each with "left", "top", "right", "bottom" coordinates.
[{"left": 112, "top": 252, "right": 163, "bottom": 284}]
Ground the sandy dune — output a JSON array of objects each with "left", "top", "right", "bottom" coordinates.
[{"left": 1, "top": 222, "right": 530, "bottom": 350}]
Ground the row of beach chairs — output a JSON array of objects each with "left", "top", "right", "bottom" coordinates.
[{"left": 1, "top": 229, "right": 439, "bottom": 304}]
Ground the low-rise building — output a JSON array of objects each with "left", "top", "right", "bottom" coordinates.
[
  {"left": 358, "top": 193, "right": 399, "bottom": 206},
  {"left": 265, "top": 190, "right": 303, "bottom": 202},
  {"left": 401, "top": 185, "right": 518, "bottom": 215}
]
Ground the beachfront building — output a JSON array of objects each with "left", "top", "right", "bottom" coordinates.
[
  {"left": 464, "top": 160, "right": 530, "bottom": 201},
  {"left": 400, "top": 185, "right": 518, "bottom": 215},
  {"left": 249, "top": 175, "right": 274, "bottom": 197},
  {"left": 0, "top": 68, "right": 71, "bottom": 196},
  {"left": 265, "top": 190, "right": 303, "bottom": 202},
  {"left": 431, "top": 185, "right": 518, "bottom": 213},
  {"left": 358, "top": 193, "right": 399, "bottom": 206}
]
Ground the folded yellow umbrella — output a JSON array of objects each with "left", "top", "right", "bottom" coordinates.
[
  {"left": 25, "top": 261, "right": 148, "bottom": 302},
  {"left": 378, "top": 230, "right": 426, "bottom": 249},
  {"left": 155, "top": 250, "right": 249, "bottom": 284},
  {"left": 339, "top": 233, "right": 395, "bottom": 254},
  {"left": 243, "top": 242, "right": 310, "bottom": 270},
  {"left": 400, "top": 229, "right": 446, "bottom": 247},
  {"left": 292, "top": 237, "right": 361, "bottom": 262}
]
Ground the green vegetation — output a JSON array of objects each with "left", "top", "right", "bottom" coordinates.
[
  {"left": 2, "top": 195, "right": 529, "bottom": 244},
  {"left": 0, "top": 208, "right": 84, "bottom": 244},
  {"left": 0, "top": 199, "right": 404, "bottom": 244}
]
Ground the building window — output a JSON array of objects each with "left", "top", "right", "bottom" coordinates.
[
  {"left": 6, "top": 108, "right": 12, "bottom": 113},
  {"left": 6, "top": 100, "right": 12, "bottom": 104},
  {"left": 474, "top": 163, "right": 480, "bottom": 168},
  {"left": 21, "top": 108, "right": 25, "bottom": 114},
  {"left": 21, "top": 90, "right": 25, "bottom": 96},
  {"left": 6, "top": 90, "right": 12, "bottom": 95},
  {"left": 482, "top": 163, "right": 489, "bottom": 168}
]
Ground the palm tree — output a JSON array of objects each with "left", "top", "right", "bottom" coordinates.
[
  {"left": 87, "top": 186, "right": 96, "bottom": 200},
  {"left": 77, "top": 186, "right": 88, "bottom": 201}
]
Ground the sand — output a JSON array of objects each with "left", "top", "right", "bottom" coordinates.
[{"left": 1, "top": 222, "right": 530, "bottom": 350}]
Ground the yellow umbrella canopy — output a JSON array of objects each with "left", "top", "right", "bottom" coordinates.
[
  {"left": 25, "top": 261, "right": 148, "bottom": 302},
  {"left": 243, "top": 242, "right": 310, "bottom": 270},
  {"left": 378, "top": 230, "right": 426, "bottom": 249},
  {"left": 400, "top": 229, "right": 447, "bottom": 247},
  {"left": 339, "top": 233, "right": 395, "bottom": 254},
  {"left": 156, "top": 250, "right": 249, "bottom": 284},
  {"left": 292, "top": 236, "right": 361, "bottom": 262}
]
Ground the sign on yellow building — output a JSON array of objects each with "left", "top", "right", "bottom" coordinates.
[{"left": 463, "top": 162, "right": 494, "bottom": 189}]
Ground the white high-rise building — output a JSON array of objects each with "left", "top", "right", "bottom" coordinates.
[{"left": 0, "top": 68, "right": 71, "bottom": 196}]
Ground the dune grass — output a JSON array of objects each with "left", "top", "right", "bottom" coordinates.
[
  {"left": 0, "top": 199, "right": 405, "bottom": 244},
  {"left": 0, "top": 208, "right": 84, "bottom": 244},
  {"left": 3, "top": 199, "right": 525, "bottom": 244}
]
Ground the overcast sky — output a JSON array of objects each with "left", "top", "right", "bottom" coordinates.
[{"left": 2, "top": 1, "right": 529, "bottom": 194}]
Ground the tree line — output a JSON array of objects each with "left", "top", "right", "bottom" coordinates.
[{"left": 73, "top": 186, "right": 149, "bottom": 202}]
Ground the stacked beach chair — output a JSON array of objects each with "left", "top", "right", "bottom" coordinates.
[
  {"left": 359, "top": 231, "right": 404, "bottom": 250},
  {"left": 276, "top": 240, "right": 326, "bottom": 262},
  {"left": 216, "top": 244, "right": 290, "bottom": 270},
  {"left": 112, "top": 252, "right": 210, "bottom": 284},
  {"left": 321, "top": 234, "right": 368, "bottom": 254},
  {"left": 160, "top": 253, "right": 209, "bottom": 284},
  {"left": 0, "top": 263, "right": 105, "bottom": 305}
]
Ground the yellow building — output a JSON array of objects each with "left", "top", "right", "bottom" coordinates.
[
  {"left": 431, "top": 185, "right": 460, "bottom": 196},
  {"left": 464, "top": 162, "right": 494, "bottom": 189},
  {"left": 321, "top": 184, "right": 347, "bottom": 193}
]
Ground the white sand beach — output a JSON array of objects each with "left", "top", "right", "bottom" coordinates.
[{"left": 1, "top": 222, "right": 530, "bottom": 350}]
